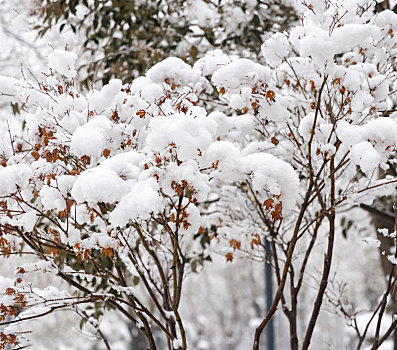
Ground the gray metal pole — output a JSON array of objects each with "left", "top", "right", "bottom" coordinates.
[
  {"left": 393, "top": 313, "right": 397, "bottom": 350},
  {"left": 265, "top": 238, "right": 275, "bottom": 350}
]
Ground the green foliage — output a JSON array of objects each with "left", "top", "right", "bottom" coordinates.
[
  {"left": 340, "top": 216, "right": 354, "bottom": 239},
  {"left": 190, "top": 225, "right": 217, "bottom": 272}
]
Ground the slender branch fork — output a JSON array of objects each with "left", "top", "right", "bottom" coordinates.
[
  {"left": 252, "top": 64, "right": 396, "bottom": 350},
  {"left": 253, "top": 75, "right": 328, "bottom": 350},
  {"left": 0, "top": 189, "right": 190, "bottom": 350}
]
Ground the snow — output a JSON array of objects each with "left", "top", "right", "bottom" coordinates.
[
  {"left": 205, "top": 141, "right": 244, "bottom": 181},
  {"left": 70, "top": 115, "right": 122, "bottom": 158},
  {"left": 298, "top": 113, "right": 317, "bottom": 141},
  {"left": 244, "top": 153, "right": 300, "bottom": 211},
  {"left": 332, "top": 24, "right": 382, "bottom": 52},
  {"left": 109, "top": 178, "right": 164, "bottom": 227},
  {"left": 337, "top": 117, "right": 397, "bottom": 174},
  {"left": 98, "top": 151, "right": 144, "bottom": 179},
  {"left": 295, "top": 24, "right": 336, "bottom": 69},
  {"left": 54, "top": 95, "right": 87, "bottom": 118},
  {"left": 19, "top": 211, "right": 37, "bottom": 232},
  {"left": 146, "top": 113, "right": 216, "bottom": 162},
  {"left": 18, "top": 260, "right": 55, "bottom": 274},
  {"left": 71, "top": 123, "right": 107, "bottom": 158},
  {"left": 83, "top": 232, "right": 119, "bottom": 250},
  {"left": 351, "top": 141, "right": 382, "bottom": 174},
  {"left": 320, "top": 143, "right": 336, "bottom": 156},
  {"left": 261, "top": 32, "right": 290, "bottom": 67},
  {"left": 47, "top": 49, "right": 78, "bottom": 79},
  {"left": 378, "top": 228, "right": 390, "bottom": 237},
  {"left": 140, "top": 83, "right": 164, "bottom": 102},
  {"left": 368, "top": 75, "right": 389, "bottom": 103},
  {"left": 57, "top": 175, "right": 76, "bottom": 196},
  {"left": 129, "top": 76, "right": 152, "bottom": 94},
  {"left": 87, "top": 79, "right": 122, "bottom": 112},
  {"left": 365, "top": 118, "right": 397, "bottom": 149},
  {"left": 211, "top": 58, "right": 272, "bottom": 92},
  {"left": 229, "top": 94, "right": 246, "bottom": 110},
  {"left": 71, "top": 168, "right": 127, "bottom": 206},
  {"left": 373, "top": 9, "right": 397, "bottom": 31},
  {"left": 205, "top": 142, "right": 300, "bottom": 211},
  {"left": 350, "top": 91, "right": 375, "bottom": 112},
  {"left": 193, "top": 50, "right": 237, "bottom": 76},
  {"left": 387, "top": 255, "right": 397, "bottom": 265},
  {"left": 40, "top": 186, "right": 66, "bottom": 211},
  {"left": 146, "top": 57, "right": 200, "bottom": 85},
  {"left": 259, "top": 97, "right": 290, "bottom": 123},
  {"left": 0, "top": 164, "right": 32, "bottom": 196},
  {"left": 186, "top": 0, "right": 219, "bottom": 27}
]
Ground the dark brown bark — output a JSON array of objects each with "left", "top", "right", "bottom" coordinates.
[{"left": 301, "top": 156, "right": 336, "bottom": 350}]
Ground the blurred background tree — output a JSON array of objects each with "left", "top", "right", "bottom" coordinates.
[{"left": 32, "top": 0, "right": 298, "bottom": 85}]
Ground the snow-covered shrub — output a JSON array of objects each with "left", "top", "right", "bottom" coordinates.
[{"left": 0, "top": 1, "right": 397, "bottom": 349}]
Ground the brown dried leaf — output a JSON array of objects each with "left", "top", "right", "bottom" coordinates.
[
  {"left": 31, "top": 150, "right": 40, "bottom": 160},
  {"left": 229, "top": 239, "right": 241, "bottom": 251},
  {"left": 102, "top": 149, "right": 111, "bottom": 158}
]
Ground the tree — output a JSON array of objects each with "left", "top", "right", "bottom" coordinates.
[
  {"left": 32, "top": 0, "right": 298, "bottom": 84},
  {"left": 0, "top": 0, "right": 397, "bottom": 349}
]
